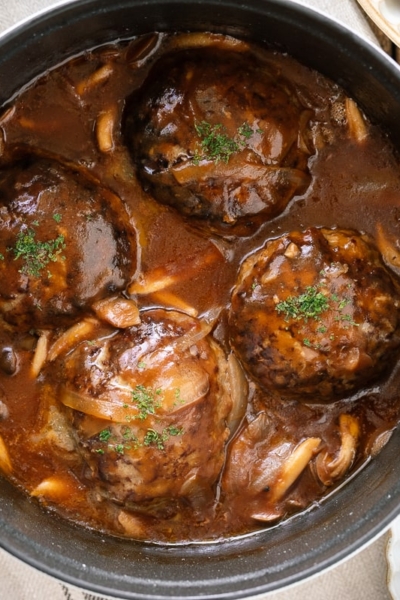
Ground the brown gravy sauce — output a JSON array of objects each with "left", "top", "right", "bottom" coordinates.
[{"left": 1, "top": 32, "right": 400, "bottom": 543}]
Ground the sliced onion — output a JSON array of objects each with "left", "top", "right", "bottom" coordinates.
[
  {"left": 31, "top": 476, "right": 75, "bottom": 499},
  {"left": 369, "top": 429, "right": 393, "bottom": 457},
  {"left": 128, "top": 245, "right": 222, "bottom": 296},
  {"left": 138, "top": 319, "right": 212, "bottom": 369},
  {"left": 118, "top": 511, "right": 147, "bottom": 539},
  {"left": 297, "top": 109, "right": 313, "bottom": 154},
  {"left": 171, "top": 159, "right": 309, "bottom": 187},
  {"left": 96, "top": 106, "right": 117, "bottom": 153},
  {"left": 376, "top": 223, "right": 400, "bottom": 275},
  {"left": 315, "top": 414, "right": 359, "bottom": 486},
  {"left": 149, "top": 289, "right": 198, "bottom": 317},
  {"left": 270, "top": 437, "right": 321, "bottom": 502},
  {"left": 92, "top": 296, "right": 140, "bottom": 328},
  {"left": 345, "top": 97, "right": 368, "bottom": 143},
  {"left": 129, "top": 271, "right": 178, "bottom": 295},
  {"left": 60, "top": 387, "right": 132, "bottom": 422},
  {"left": 126, "top": 33, "right": 161, "bottom": 66},
  {"left": 170, "top": 32, "right": 250, "bottom": 52},
  {"left": 225, "top": 353, "right": 247, "bottom": 434},
  {"left": 47, "top": 318, "right": 99, "bottom": 362},
  {"left": 30, "top": 330, "right": 50, "bottom": 377},
  {"left": 76, "top": 63, "right": 113, "bottom": 95},
  {"left": 154, "top": 361, "right": 210, "bottom": 414},
  {"left": 0, "top": 434, "right": 12, "bottom": 475}
]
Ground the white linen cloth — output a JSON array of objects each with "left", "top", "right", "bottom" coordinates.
[{"left": 0, "top": 1, "right": 393, "bottom": 599}]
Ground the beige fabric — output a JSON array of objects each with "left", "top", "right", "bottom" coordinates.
[{"left": 0, "top": 1, "right": 392, "bottom": 599}]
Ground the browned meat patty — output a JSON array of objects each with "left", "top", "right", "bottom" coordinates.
[
  {"left": 229, "top": 228, "right": 400, "bottom": 401},
  {"left": 125, "top": 46, "right": 313, "bottom": 228},
  {"left": 0, "top": 157, "right": 137, "bottom": 330},
  {"left": 52, "top": 310, "right": 232, "bottom": 517}
]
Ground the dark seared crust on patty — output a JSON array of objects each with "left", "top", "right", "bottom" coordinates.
[
  {"left": 0, "top": 157, "right": 137, "bottom": 330},
  {"left": 124, "top": 46, "right": 313, "bottom": 228},
  {"left": 229, "top": 227, "right": 400, "bottom": 401},
  {"left": 52, "top": 310, "right": 232, "bottom": 516}
]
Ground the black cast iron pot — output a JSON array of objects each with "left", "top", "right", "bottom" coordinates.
[{"left": 1, "top": 1, "right": 400, "bottom": 598}]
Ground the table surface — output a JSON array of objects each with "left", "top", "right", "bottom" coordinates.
[{"left": 0, "top": 1, "right": 398, "bottom": 599}]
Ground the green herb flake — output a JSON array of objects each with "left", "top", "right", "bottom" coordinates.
[
  {"left": 10, "top": 228, "right": 66, "bottom": 278},
  {"left": 194, "top": 121, "right": 239, "bottom": 164},
  {"left": 143, "top": 425, "right": 184, "bottom": 451},
  {"left": 143, "top": 429, "right": 165, "bottom": 450},
  {"left": 132, "top": 384, "right": 162, "bottom": 420},
  {"left": 276, "top": 286, "right": 330, "bottom": 322},
  {"left": 237, "top": 122, "right": 253, "bottom": 140},
  {"left": 165, "top": 426, "right": 184, "bottom": 437},
  {"left": 52, "top": 213, "right": 62, "bottom": 223},
  {"left": 99, "top": 429, "right": 112, "bottom": 442}
]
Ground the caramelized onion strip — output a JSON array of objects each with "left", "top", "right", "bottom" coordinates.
[
  {"left": 149, "top": 289, "right": 198, "bottom": 317},
  {"left": 118, "top": 511, "right": 147, "bottom": 539},
  {"left": 0, "top": 434, "right": 12, "bottom": 475},
  {"left": 171, "top": 161, "right": 309, "bottom": 186},
  {"left": 225, "top": 353, "right": 248, "bottom": 434},
  {"left": 92, "top": 297, "right": 141, "bottom": 328},
  {"left": 61, "top": 359, "right": 209, "bottom": 421},
  {"left": 30, "top": 330, "right": 51, "bottom": 378},
  {"left": 137, "top": 320, "right": 213, "bottom": 369},
  {"left": 271, "top": 437, "right": 321, "bottom": 502},
  {"left": 96, "top": 106, "right": 117, "bottom": 152},
  {"left": 376, "top": 223, "right": 400, "bottom": 274},
  {"left": 60, "top": 387, "right": 133, "bottom": 422},
  {"left": 47, "top": 318, "right": 99, "bottom": 362},
  {"left": 345, "top": 97, "right": 368, "bottom": 143},
  {"left": 126, "top": 33, "right": 161, "bottom": 66},
  {"left": 155, "top": 362, "right": 210, "bottom": 414},
  {"left": 31, "top": 476, "right": 73, "bottom": 499},
  {"left": 76, "top": 63, "right": 113, "bottom": 95},
  {"left": 128, "top": 245, "right": 222, "bottom": 296},
  {"left": 315, "top": 414, "right": 359, "bottom": 486},
  {"left": 169, "top": 32, "right": 250, "bottom": 52}
]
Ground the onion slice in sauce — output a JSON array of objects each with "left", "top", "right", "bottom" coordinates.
[
  {"left": 47, "top": 318, "right": 99, "bottom": 362},
  {"left": 315, "top": 414, "right": 359, "bottom": 486},
  {"left": 225, "top": 353, "right": 248, "bottom": 433},
  {"left": 60, "top": 359, "right": 210, "bottom": 421},
  {"left": 60, "top": 387, "right": 133, "bottom": 422},
  {"left": 92, "top": 296, "right": 141, "bottom": 328},
  {"left": 0, "top": 434, "right": 12, "bottom": 475},
  {"left": 30, "top": 330, "right": 51, "bottom": 377}
]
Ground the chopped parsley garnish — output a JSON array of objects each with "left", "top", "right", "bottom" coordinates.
[
  {"left": 143, "top": 426, "right": 184, "bottom": 450},
  {"left": 52, "top": 213, "right": 62, "bottom": 223},
  {"left": 237, "top": 123, "right": 253, "bottom": 139},
  {"left": 131, "top": 384, "right": 162, "bottom": 420},
  {"left": 99, "top": 429, "right": 112, "bottom": 442},
  {"left": 276, "top": 286, "right": 330, "bottom": 321},
  {"left": 9, "top": 227, "right": 66, "bottom": 278},
  {"left": 275, "top": 269, "right": 360, "bottom": 349},
  {"left": 193, "top": 120, "right": 260, "bottom": 164},
  {"left": 96, "top": 385, "right": 185, "bottom": 455},
  {"left": 97, "top": 427, "right": 138, "bottom": 454}
]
